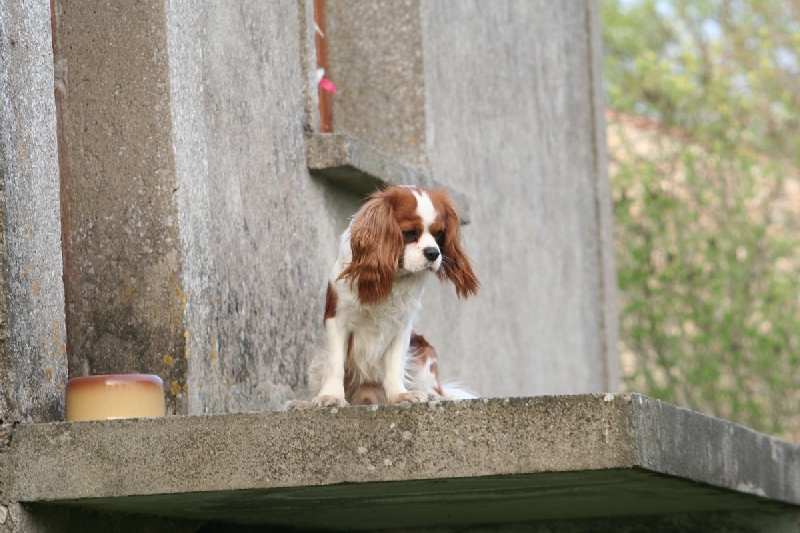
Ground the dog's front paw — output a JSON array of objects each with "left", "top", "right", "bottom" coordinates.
[
  {"left": 286, "top": 399, "right": 314, "bottom": 410},
  {"left": 311, "top": 394, "right": 348, "bottom": 408},
  {"left": 388, "top": 390, "right": 427, "bottom": 404}
]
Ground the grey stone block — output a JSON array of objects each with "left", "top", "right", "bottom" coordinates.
[
  {"left": 307, "top": 133, "right": 471, "bottom": 223},
  {"left": 8, "top": 395, "right": 800, "bottom": 530},
  {"left": 325, "top": 0, "right": 428, "bottom": 172},
  {"left": 0, "top": 0, "right": 67, "bottom": 423},
  {"left": 53, "top": 0, "right": 188, "bottom": 414}
]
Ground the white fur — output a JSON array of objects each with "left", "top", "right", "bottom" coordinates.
[{"left": 411, "top": 188, "right": 436, "bottom": 226}]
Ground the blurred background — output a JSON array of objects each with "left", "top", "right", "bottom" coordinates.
[{"left": 602, "top": 0, "right": 800, "bottom": 440}]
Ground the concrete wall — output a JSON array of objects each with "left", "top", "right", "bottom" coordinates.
[
  {"left": 166, "top": 0, "right": 345, "bottom": 413},
  {"left": 325, "top": 0, "right": 618, "bottom": 396},
  {"left": 52, "top": 0, "right": 357, "bottom": 414},
  {"left": 12, "top": 0, "right": 615, "bottom": 421},
  {"left": 1, "top": 2, "right": 68, "bottom": 530},
  {"left": 0, "top": 1, "right": 67, "bottom": 424},
  {"left": 325, "top": 0, "right": 428, "bottom": 171},
  {"left": 55, "top": 0, "right": 334, "bottom": 416},
  {"left": 418, "top": 0, "right": 618, "bottom": 395},
  {"left": 52, "top": 0, "right": 189, "bottom": 414}
]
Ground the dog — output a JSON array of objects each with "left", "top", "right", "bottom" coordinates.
[{"left": 289, "top": 186, "right": 479, "bottom": 408}]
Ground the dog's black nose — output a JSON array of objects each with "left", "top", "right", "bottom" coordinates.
[{"left": 423, "top": 247, "right": 440, "bottom": 262}]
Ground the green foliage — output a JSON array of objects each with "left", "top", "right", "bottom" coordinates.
[{"left": 603, "top": 0, "right": 800, "bottom": 437}]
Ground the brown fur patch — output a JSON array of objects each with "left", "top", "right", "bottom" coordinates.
[
  {"left": 323, "top": 282, "right": 337, "bottom": 323},
  {"left": 348, "top": 382, "right": 387, "bottom": 405},
  {"left": 409, "top": 332, "right": 444, "bottom": 396},
  {"left": 338, "top": 188, "right": 421, "bottom": 305},
  {"left": 427, "top": 189, "right": 480, "bottom": 298}
]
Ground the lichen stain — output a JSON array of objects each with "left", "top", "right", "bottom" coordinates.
[
  {"left": 163, "top": 354, "right": 174, "bottom": 365},
  {"left": 209, "top": 332, "right": 218, "bottom": 360},
  {"left": 178, "top": 290, "right": 187, "bottom": 311},
  {"left": 170, "top": 380, "right": 181, "bottom": 397},
  {"left": 44, "top": 366, "right": 53, "bottom": 381}
]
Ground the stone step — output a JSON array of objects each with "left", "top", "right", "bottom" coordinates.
[{"left": 9, "top": 394, "right": 800, "bottom": 530}]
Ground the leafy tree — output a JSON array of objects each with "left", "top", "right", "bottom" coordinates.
[{"left": 602, "top": 0, "right": 800, "bottom": 438}]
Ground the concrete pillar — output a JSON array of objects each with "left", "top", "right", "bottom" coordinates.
[
  {"left": 53, "top": 0, "right": 187, "bottom": 413},
  {"left": 0, "top": 0, "right": 67, "bottom": 424},
  {"left": 1, "top": 2, "right": 68, "bottom": 531},
  {"left": 324, "top": 0, "right": 428, "bottom": 171},
  {"left": 165, "top": 0, "right": 336, "bottom": 414},
  {"left": 53, "top": 0, "right": 339, "bottom": 415}
]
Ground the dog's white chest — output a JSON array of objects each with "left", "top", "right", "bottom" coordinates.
[{"left": 338, "top": 276, "right": 425, "bottom": 379}]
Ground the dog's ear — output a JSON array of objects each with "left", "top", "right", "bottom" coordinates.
[
  {"left": 430, "top": 189, "right": 479, "bottom": 298},
  {"left": 338, "top": 190, "right": 403, "bottom": 305}
]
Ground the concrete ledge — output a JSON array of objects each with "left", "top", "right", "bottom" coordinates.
[
  {"left": 307, "top": 133, "right": 471, "bottom": 222},
  {"left": 9, "top": 394, "right": 800, "bottom": 529}
]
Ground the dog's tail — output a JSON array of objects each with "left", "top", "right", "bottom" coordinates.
[
  {"left": 440, "top": 381, "right": 479, "bottom": 400},
  {"left": 408, "top": 332, "right": 479, "bottom": 401}
]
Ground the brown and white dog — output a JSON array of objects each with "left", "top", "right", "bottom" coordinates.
[{"left": 290, "top": 186, "right": 479, "bottom": 408}]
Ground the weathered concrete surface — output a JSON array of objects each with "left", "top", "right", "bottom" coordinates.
[
  {"left": 1, "top": 3, "right": 68, "bottom": 530},
  {"left": 53, "top": 1, "right": 344, "bottom": 415},
  {"left": 325, "top": 0, "right": 428, "bottom": 172},
  {"left": 0, "top": 0, "right": 68, "bottom": 424},
  {"left": 307, "top": 133, "right": 471, "bottom": 223},
  {"left": 634, "top": 394, "right": 800, "bottom": 502},
  {"left": 165, "top": 0, "right": 337, "bottom": 414},
  {"left": 9, "top": 395, "right": 800, "bottom": 530},
  {"left": 53, "top": 0, "right": 187, "bottom": 414},
  {"left": 416, "top": 0, "right": 619, "bottom": 396},
  {"left": 308, "top": 133, "right": 433, "bottom": 195}
]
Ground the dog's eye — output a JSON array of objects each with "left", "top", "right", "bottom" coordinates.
[
  {"left": 434, "top": 229, "right": 445, "bottom": 242},
  {"left": 402, "top": 230, "right": 418, "bottom": 242}
]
